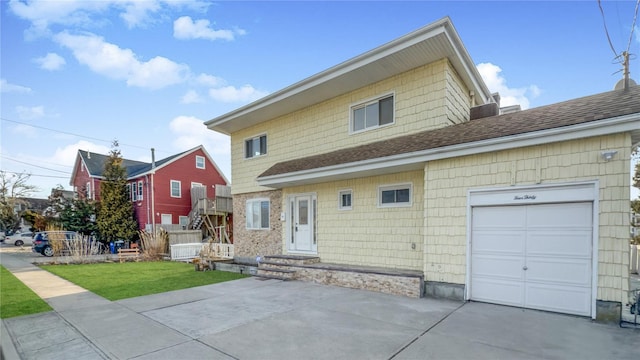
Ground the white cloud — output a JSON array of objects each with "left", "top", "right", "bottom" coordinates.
[
  {"left": 8, "top": 0, "right": 211, "bottom": 36},
  {"left": 16, "top": 105, "right": 45, "bottom": 120},
  {"left": 54, "top": 31, "right": 188, "bottom": 89},
  {"left": 209, "top": 85, "right": 268, "bottom": 103},
  {"left": 476, "top": 62, "right": 540, "bottom": 110},
  {"left": 173, "top": 16, "right": 244, "bottom": 41},
  {"left": 33, "top": 53, "right": 66, "bottom": 70},
  {"left": 168, "top": 115, "right": 230, "bottom": 156},
  {"left": 181, "top": 90, "right": 203, "bottom": 104},
  {"left": 50, "top": 141, "right": 111, "bottom": 168},
  {"left": 1, "top": 79, "right": 32, "bottom": 93},
  {"left": 196, "top": 73, "right": 224, "bottom": 87}
]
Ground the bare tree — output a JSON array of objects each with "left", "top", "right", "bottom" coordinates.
[{"left": 0, "top": 171, "right": 38, "bottom": 231}]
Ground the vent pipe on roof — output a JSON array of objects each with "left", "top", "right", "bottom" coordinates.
[
  {"left": 151, "top": 148, "right": 155, "bottom": 169},
  {"left": 87, "top": 151, "right": 91, "bottom": 159}
]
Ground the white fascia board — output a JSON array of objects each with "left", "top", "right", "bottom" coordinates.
[{"left": 257, "top": 113, "right": 640, "bottom": 188}]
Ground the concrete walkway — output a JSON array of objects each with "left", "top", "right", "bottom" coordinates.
[{"left": 1, "top": 249, "right": 639, "bottom": 360}]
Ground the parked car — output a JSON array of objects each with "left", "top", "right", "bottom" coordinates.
[
  {"left": 5, "top": 232, "right": 34, "bottom": 246},
  {"left": 32, "top": 231, "right": 76, "bottom": 256}
]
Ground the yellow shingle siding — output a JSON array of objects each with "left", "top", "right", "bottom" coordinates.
[
  {"left": 231, "top": 59, "right": 470, "bottom": 195},
  {"left": 284, "top": 171, "right": 424, "bottom": 271},
  {"left": 424, "top": 133, "right": 631, "bottom": 304}
]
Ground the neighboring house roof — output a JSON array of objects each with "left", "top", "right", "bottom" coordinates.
[
  {"left": 205, "top": 16, "right": 493, "bottom": 135},
  {"left": 258, "top": 86, "right": 640, "bottom": 188},
  {"left": 70, "top": 145, "right": 230, "bottom": 185}
]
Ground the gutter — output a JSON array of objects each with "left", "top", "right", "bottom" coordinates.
[{"left": 257, "top": 112, "right": 640, "bottom": 188}]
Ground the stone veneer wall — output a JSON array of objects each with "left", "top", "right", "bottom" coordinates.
[{"left": 233, "top": 190, "right": 283, "bottom": 263}]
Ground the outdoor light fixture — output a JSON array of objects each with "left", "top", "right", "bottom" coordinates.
[{"left": 600, "top": 150, "right": 618, "bottom": 161}]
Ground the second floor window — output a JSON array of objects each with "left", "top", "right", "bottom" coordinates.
[
  {"left": 351, "top": 94, "right": 394, "bottom": 133},
  {"left": 195, "top": 155, "right": 205, "bottom": 169},
  {"left": 245, "top": 135, "right": 267, "bottom": 159},
  {"left": 171, "top": 180, "right": 181, "bottom": 198}
]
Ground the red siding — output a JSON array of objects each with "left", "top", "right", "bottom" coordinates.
[{"left": 71, "top": 148, "right": 228, "bottom": 231}]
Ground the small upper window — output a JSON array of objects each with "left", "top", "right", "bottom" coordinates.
[
  {"left": 351, "top": 94, "right": 394, "bottom": 133},
  {"left": 170, "top": 180, "right": 181, "bottom": 198},
  {"left": 245, "top": 135, "right": 267, "bottom": 159},
  {"left": 338, "top": 190, "right": 352, "bottom": 210},
  {"left": 378, "top": 183, "right": 412, "bottom": 208},
  {"left": 195, "top": 155, "right": 205, "bottom": 169}
]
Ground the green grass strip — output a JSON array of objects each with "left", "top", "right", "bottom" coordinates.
[
  {"left": 40, "top": 261, "right": 249, "bottom": 301},
  {"left": 0, "top": 266, "right": 52, "bottom": 319}
]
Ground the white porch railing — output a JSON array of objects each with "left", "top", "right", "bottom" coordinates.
[
  {"left": 170, "top": 242, "right": 234, "bottom": 261},
  {"left": 203, "top": 242, "right": 234, "bottom": 259},
  {"left": 631, "top": 245, "right": 639, "bottom": 274},
  {"left": 170, "top": 243, "right": 204, "bottom": 261}
]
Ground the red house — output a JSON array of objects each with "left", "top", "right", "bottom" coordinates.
[{"left": 69, "top": 145, "right": 232, "bottom": 241}]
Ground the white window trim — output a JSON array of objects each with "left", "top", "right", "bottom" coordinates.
[
  {"left": 338, "top": 189, "right": 353, "bottom": 210},
  {"left": 378, "top": 183, "right": 413, "bottom": 208},
  {"left": 179, "top": 216, "right": 189, "bottom": 228},
  {"left": 246, "top": 198, "right": 270, "bottom": 230},
  {"left": 244, "top": 133, "right": 268, "bottom": 159},
  {"left": 137, "top": 181, "right": 143, "bottom": 201},
  {"left": 170, "top": 180, "right": 181, "bottom": 198},
  {"left": 349, "top": 92, "right": 395, "bottom": 135},
  {"left": 161, "top": 214, "right": 172, "bottom": 224},
  {"left": 195, "top": 155, "right": 205, "bottom": 169}
]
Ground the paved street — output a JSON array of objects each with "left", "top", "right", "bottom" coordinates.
[{"left": 1, "top": 244, "right": 638, "bottom": 359}]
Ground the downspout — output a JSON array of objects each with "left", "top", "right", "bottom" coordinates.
[
  {"left": 145, "top": 174, "right": 150, "bottom": 230},
  {"left": 151, "top": 148, "right": 156, "bottom": 232}
]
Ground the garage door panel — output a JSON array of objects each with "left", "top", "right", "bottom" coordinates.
[
  {"left": 525, "top": 258, "right": 591, "bottom": 286},
  {"left": 526, "top": 203, "right": 592, "bottom": 228},
  {"left": 525, "top": 283, "right": 591, "bottom": 316},
  {"left": 526, "top": 231, "right": 592, "bottom": 257},
  {"left": 473, "top": 231, "right": 525, "bottom": 255},
  {"left": 470, "top": 202, "right": 593, "bottom": 317},
  {"left": 471, "top": 278, "right": 524, "bottom": 307},
  {"left": 472, "top": 255, "right": 523, "bottom": 281},
  {"left": 472, "top": 206, "right": 526, "bottom": 228}
]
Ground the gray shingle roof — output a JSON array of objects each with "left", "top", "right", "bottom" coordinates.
[
  {"left": 78, "top": 147, "right": 194, "bottom": 179},
  {"left": 259, "top": 86, "right": 640, "bottom": 178}
]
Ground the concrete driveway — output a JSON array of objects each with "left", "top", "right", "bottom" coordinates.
[{"left": 1, "top": 247, "right": 638, "bottom": 360}]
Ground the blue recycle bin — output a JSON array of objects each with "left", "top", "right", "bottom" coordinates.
[
  {"left": 109, "top": 242, "right": 115, "bottom": 254},
  {"left": 114, "top": 240, "right": 125, "bottom": 253}
]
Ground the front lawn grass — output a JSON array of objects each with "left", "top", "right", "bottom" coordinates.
[
  {"left": 40, "top": 261, "right": 249, "bottom": 301},
  {"left": 0, "top": 266, "right": 52, "bottom": 319}
]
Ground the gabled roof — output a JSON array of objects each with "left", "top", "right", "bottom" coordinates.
[
  {"left": 70, "top": 145, "right": 230, "bottom": 184},
  {"left": 257, "top": 86, "right": 640, "bottom": 188},
  {"left": 205, "top": 17, "right": 492, "bottom": 135}
]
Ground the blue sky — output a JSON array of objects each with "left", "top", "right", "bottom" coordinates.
[{"left": 1, "top": 0, "right": 639, "bottom": 199}]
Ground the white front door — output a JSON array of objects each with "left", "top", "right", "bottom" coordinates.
[{"left": 289, "top": 194, "right": 316, "bottom": 253}]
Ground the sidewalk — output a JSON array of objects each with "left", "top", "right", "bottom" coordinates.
[{"left": 0, "top": 253, "right": 209, "bottom": 359}]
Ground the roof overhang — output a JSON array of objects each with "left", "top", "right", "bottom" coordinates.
[
  {"left": 257, "top": 113, "right": 640, "bottom": 188},
  {"left": 205, "top": 17, "right": 492, "bottom": 135}
]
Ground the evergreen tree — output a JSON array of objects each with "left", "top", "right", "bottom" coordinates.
[
  {"left": 60, "top": 198, "right": 98, "bottom": 236},
  {"left": 96, "top": 141, "right": 138, "bottom": 242}
]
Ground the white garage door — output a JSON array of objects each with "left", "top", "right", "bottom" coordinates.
[{"left": 471, "top": 202, "right": 593, "bottom": 316}]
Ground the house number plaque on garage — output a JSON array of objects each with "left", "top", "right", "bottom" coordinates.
[{"left": 514, "top": 195, "right": 537, "bottom": 200}]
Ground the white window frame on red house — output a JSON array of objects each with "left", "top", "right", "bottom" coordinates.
[
  {"left": 137, "top": 181, "right": 143, "bottom": 200},
  {"left": 195, "top": 155, "right": 205, "bottom": 169},
  {"left": 170, "top": 180, "right": 181, "bottom": 198}
]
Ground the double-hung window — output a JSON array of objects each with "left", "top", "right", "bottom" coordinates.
[
  {"left": 170, "top": 180, "right": 181, "bottom": 198},
  {"left": 195, "top": 155, "right": 205, "bottom": 169},
  {"left": 378, "top": 183, "right": 412, "bottom": 207},
  {"left": 245, "top": 135, "right": 267, "bottom": 159},
  {"left": 137, "top": 181, "right": 143, "bottom": 200},
  {"left": 351, "top": 94, "right": 394, "bottom": 133},
  {"left": 246, "top": 199, "right": 270, "bottom": 230}
]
